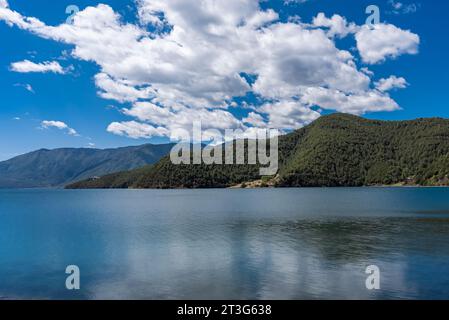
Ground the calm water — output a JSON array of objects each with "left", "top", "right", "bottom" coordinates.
[{"left": 1, "top": 188, "right": 449, "bottom": 300}]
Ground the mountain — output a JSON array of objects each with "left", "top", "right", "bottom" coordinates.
[
  {"left": 67, "top": 113, "right": 449, "bottom": 189},
  {"left": 0, "top": 143, "right": 174, "bottom": 188},
  {"left": 277, "top": 113, "right": 449, "bottom": 187}
]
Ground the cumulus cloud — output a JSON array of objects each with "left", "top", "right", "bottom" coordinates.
[
  {"left": 41, "top": 120, "right": 79, "bottom": 136},
  {"left": 242, "top": 112, "right": 266, "bottom": 127},
  {"left": 10, "top": 60, "right": 66, "bottom": 74},
  {"left": 300, "top": 87, "right": 400, "bottom": 115},
  {"left": 312, "top": 13, "right": 357, "bottom": 38},
  {"left": 375, "top": 76, "right": 408, "bottom": 92},
  {"left": 121, "top": 101, "right": 243, "bottom": 135},
  {"left": 107, "top": 121, "right": 169, "bottom": 139},
  {"left": 0, "top": 1, "right": 420, "bottom": 139},
  {"left": 355, "top": 24, "right": 420, "bottom": 64},
  {"left": 0, "top": 0, "right": 8, "bottom": 8},
  {"left": 95, "top": 73, "right": 153, "bottom": 103},
  {"left": 259, "top": 100, "right": 321, "bottom": 129}
]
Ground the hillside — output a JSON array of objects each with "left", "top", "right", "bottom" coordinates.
[
  {"left": 277, "top": 114, "right": 449, "bottom": 186},
  {"left": 0, "top": 143, "right": 173, "bottom": 188},
  {"left": 66, "top": 114, "right": 449, "bottom": 189}
]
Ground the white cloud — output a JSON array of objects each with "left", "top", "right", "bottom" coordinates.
[
  {"left": 360, "top": 67, "right": 374, "bottom": 77},
  {"left": 24, "top": 83, "right": 34, "bottom": 92},
  {"left": 300, "top": 87, "right": 400, "bottom": 115},
  {"left": 242, "top": 112, "right": 266, "bottom": 127},
  {"left": 284, "top": 0, "right": 308, "bottom": 4},
  {"left": 14, "top": 83, "right": 34, "bottom": 93},
  {"left": 95, "top": 73, "right": 153, "bottom": 103},
  {"left": 107, "top": 121, "right": 168, "bottom": 139},
  {"left": 10, "top": 60, "right": 66, "bottom": 74},
  {"left": 260, "top": 100, "right": 321, "bottom": 129},
  {"left": 312, "top": 13, "right": 357, "bottom": 38},
  {"left": 0, "top": 1, "right": 420, "bottom": 139},
  {"left": 41, "top": 120, "right": 79, "bottom": 136},
  {"left": 355, "top": 24, "right": 420, "bottom": 64},
  {"left": 0, "top": 0, "right": 8, "bottom": 8},
  {"left": 375, "top": 76, "right": 408, "bottom": 92},
  {"left": 121, "top": 101, "right": 244, "bottom": 135},
  {"left": 388, "top": 1, "right": 419, "bottom": 14}
]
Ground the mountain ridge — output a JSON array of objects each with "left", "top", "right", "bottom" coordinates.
[
  {"left": 67, "top": 113, "right": 449, "bottom": 189},
  {"left": 0, "top": 143, "right": 174, "bottom": 188}
]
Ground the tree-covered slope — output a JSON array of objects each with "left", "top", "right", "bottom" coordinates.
[
  {"left": 68, "top": 143, "right": 263, "bottom": 189},
  {"left": 66, "top": 114, "right": 449, "bottom": 189},
  {"left": 278, "top": 114, "right": 449, "bottom": 186},
  {"left": 0, "top": 143, "right": 173, "bottom": 188}
]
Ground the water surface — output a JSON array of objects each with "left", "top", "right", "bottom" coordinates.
[{"left": 1, "top": 188, "right": 449, "bottom": 299}]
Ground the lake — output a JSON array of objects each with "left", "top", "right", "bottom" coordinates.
[{"left": 1, "top": 188, "right": 449, "bottom": 299}]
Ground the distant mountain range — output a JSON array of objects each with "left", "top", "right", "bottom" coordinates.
[
  {"left": 67, "top": 113, "right": 449, "bottom": 189},
  {"left": 0, "top": 143, "right": 174, "bottom": 188}
]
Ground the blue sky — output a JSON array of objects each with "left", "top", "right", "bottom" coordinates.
[{"left": 0, "top": 0, "right": 448, "bottom": 160}]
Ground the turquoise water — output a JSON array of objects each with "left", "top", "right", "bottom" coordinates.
[{"left": 1, "top": 188, "right": 449, "bottom": 299}]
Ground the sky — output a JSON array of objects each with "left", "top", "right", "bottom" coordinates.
[{"left": 0, "top": 0, "right": 448, "bottom": 160}]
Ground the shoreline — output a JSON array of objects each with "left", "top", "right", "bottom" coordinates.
[{"left": 63, "top": 184, "right": 449, "bottom": 190}]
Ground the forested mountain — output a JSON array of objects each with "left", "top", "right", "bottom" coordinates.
[
  {"left": 0, "top": 143, "right": 173, "bottom": 188},
  {"left": 67, "top": 114, "right": 449, "bottom": 189}
]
